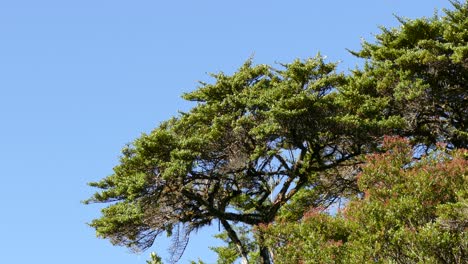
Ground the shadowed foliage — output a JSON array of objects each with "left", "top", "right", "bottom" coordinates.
[{"left": 265, "top": 137, "right": 467, "bottom": 263}]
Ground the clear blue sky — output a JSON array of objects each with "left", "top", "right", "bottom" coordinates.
[{"left": 0, "top": 1, "right": 454, "bottom": 263}]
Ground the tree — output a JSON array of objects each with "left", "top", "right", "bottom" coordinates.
[
  {"left": 262, "top": 2, "right": 468, "bottom": 262},
  {"left": 85, "top": 56, "right": 396, "bottom": 263},
  {"left": 265, "top": 137, "right": 467, "bottom": 263},
  {"left": 342, "top": 0, "right": 468, "bottom": 148},
  {"left": 85, "top": 1, "right": 468, "bottom": 263}
]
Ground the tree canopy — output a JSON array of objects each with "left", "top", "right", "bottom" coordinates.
[
  {"left": 86, "top": 1, "right": 467, "bottom": 263},
  {"left": 86, "top": 56, "right": 387, "bottom": 263}
]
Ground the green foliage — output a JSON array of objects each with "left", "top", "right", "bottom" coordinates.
[
  {"left": 265, "top": 137, "right": 468, "bottom": 263},
  {"left": 146, "top": 252, "right": 163, "bottom": 264},
  {"left": 87, "top": 55, "right": 378, "bottom": 262},
  {"left": 189, "top": 259, "right": 207, "bottom": 264},
  {"left": 343, "top": 1, "right": 468, "bottom": 147}
]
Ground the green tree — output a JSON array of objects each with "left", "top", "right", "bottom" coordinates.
[
  {"left": 265, "top": 137, "right": 467, "bottom": 263},
  {"left": 85, "top": 56, "right": 394, "bottom": 263},
  {"left": 85, "top": 1, "right": 468, "bottom": 263}
]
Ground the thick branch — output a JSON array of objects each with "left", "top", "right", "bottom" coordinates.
[
  {"left": 221, "top": 220, "right": 249, "bottom": 264},
  {"left": 181, "top": 189, "right": 262, "bottom": 225}
]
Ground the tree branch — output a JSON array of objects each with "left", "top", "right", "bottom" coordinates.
[{"left": 220, "top": 220, "right": 249, "bottom": 264}]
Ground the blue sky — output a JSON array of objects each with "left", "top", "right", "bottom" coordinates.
[{"left": 0, "top": 1, "right": 454, "bottom": 263}]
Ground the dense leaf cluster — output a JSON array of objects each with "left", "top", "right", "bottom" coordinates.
[{"left": 344, "top": 0, "right": 467, "bottom": 147}]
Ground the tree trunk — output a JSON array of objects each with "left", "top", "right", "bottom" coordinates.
[
  {"left": 259, "top": 245, "right": 272, "bottom": 264},
  {"left": 220, "top": 219, "right": 249, "bottom": 264},
  {"left": 256, "top": 229, "right": 272, "bottom": 264},
  {"left": 239, "top": 250, "right": 249, "bottom": 264}
]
